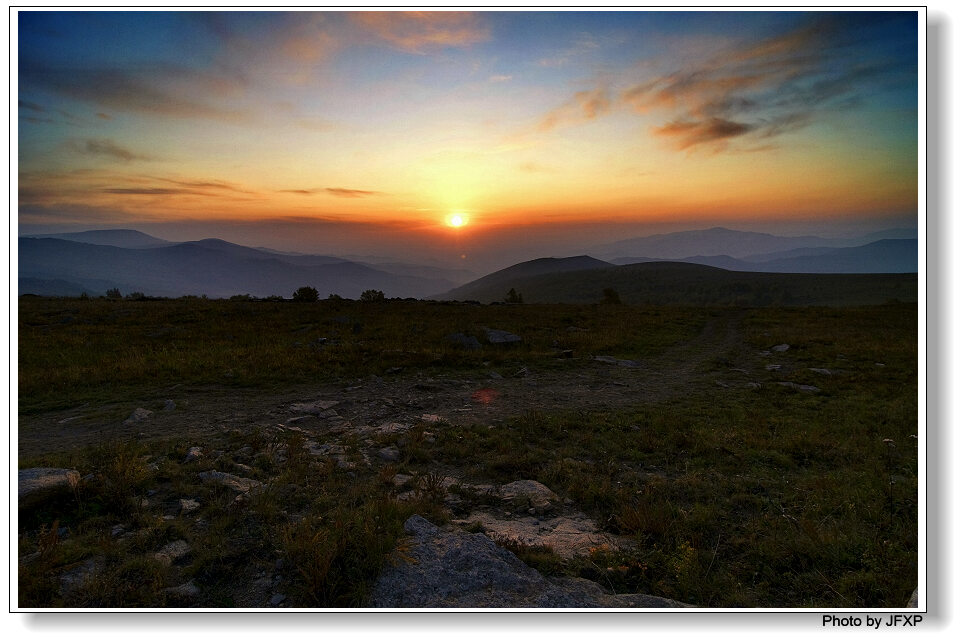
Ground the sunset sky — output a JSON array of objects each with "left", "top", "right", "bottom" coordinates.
[{"left": 16, "top": 10, "right": 920, "bottom": 268}]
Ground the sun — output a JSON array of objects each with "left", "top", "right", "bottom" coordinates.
[{"left": 446, "top": 212, "right": 468, "bottom": 228}]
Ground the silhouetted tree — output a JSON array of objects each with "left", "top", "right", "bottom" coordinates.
[
  {"left": 292, "top": 286, "right": 319, "bottom": 302},
  {"left": 359, "top": 289, "right": 385, "bottom": 302},
  {"left": 105, "top": 288, "right": 122, "bottom": 299},
  {"left": 505, "top": 288, "right": 524, "bottom": 304}
]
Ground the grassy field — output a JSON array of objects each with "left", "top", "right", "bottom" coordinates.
[{"left": 17, "top": 297, "right": 918, "bottom": 608}]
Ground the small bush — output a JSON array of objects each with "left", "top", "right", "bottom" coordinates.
[{"left": 292, "top": 287, "right": 319, "bottom": 303}]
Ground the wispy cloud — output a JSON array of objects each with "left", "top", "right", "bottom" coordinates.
[
  {"left": 279, "top": 187, "right": 383, "bottom": 198},
  {"left": 489, "top": 74, "right": 512, "bottom": 83},
  {"left": 67, "top": 138, "right": 152, "bottom": 162},
  {"left": 20, "top": 60, "right": 250, "bottom": 123},
  {"left": 325, "top": 187, "right": 381, "bottom": 198},
  {"left": 538, "top": 14, "right": 915, "bottom": 152},
  {"left": 352, "top": 11, "right": 489, "bottom": 53},
  {"left": 538, "top": 88, "right": 611, "bottom": 132}
]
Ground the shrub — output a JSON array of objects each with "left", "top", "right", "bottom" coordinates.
[
  {"left": 292, "top": 286, "right": 319, "bottom": 303},
  {"left": 504, "top": 288, "right": 524, "bottom": 304},
  {"left": 359, "top": 289, "right": 385, "bottom": 302}
]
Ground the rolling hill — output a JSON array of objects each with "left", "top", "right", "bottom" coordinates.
[
  {"left": 437, "top": 260, "right": 917, "bottom": 306},
  {"left": 432, "top": 255, "right": 612, "bottom": 302}
]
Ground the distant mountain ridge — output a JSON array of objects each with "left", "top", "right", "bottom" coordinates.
[
  {"left": 18, "top": 237, "right": 463, "bottom": 299},
  {"left": 22, "top": 229, "right": 174, "bottom": 249},
  {"left": 610, "top": 239, "right": 917, "bottom": 274},
  {"left": 592, "top": 226, "right": 917, "bottom": 261}
]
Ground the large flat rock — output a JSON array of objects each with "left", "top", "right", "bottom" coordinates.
[{"left": 369, "top": 515, "right": 689, "bottom": 608}]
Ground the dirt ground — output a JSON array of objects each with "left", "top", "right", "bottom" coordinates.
[{"left": 19, "top": 309, "right": 764, "bottom": 459}]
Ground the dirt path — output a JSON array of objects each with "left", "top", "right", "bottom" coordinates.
[{"left": 19, "top": 309, "right": 763, "bottom": 458}]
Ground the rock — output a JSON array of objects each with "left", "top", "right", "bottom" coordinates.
[
  {"left": 197, "top": 470, "right": 263, "bottom": 493},
  {"left": 771, "top": 344, "right": 790, "bottom": 352},
  {"left": 593, "top": 356, "right": 640, "bottom": 368},
  {"left": 18, "top": 468, "right": 80, "bottom": 508},
  {"left": 378, "top": 446, "right": 401, "bottom": 462},
  {"left": 286, "top": 415, "right": 315, "bottom": 425},
  {"left": 370, "top": 516, "right": 687, "bottom": 608},
  {"left": 163, "top": 399, "right": 177, "bottom": 411},
  {"left": 484, "top": 328, "right": 522, "bottom": 345},
  {"left": 184, "top": 446, "right": 204, "bottom": 463},
  {"left": 163, "top": 580, "right": 200, "bottom": 600},
  {"left": 179, "top": 498, "right": 201, "bottom": 514},
  {"left": 765, "top": 364, "right": 782, "bottom": 371},
  {"left": 59, "top": 557, "right": 103, "bottom": 595},
  {"left": 907, "top": 586, "right": 918, "bottom": 608},
  {"left": 464, "top": 511, "right": 625, "bottom": 559},
  {"left": 154, "top": 540, "right": 191, "bottom": 565},
  {"left": 289, "top": 400, "right": 339, "bottom": 416},
  {"left": 124, "top": 407, "right": 153, "bottom": 424},
  {"left": 270, "top": 593, "right": 287, "bottom": 607},
  {"left": 808, "top": 368, "right": 833, "bottom": 375},
  {"left": 498, "top": 480, "right": 559, "bottom": 515},
  {"left": 447, "top": 333, "right": 481, "bottom": 350},
  {"left": 776, "top": 382, "right": 820, "bottom": 393}
]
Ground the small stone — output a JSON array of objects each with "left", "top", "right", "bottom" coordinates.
[
  {"left": 154, "top": 540, "right": 191, "bottom": 565},
  {"left": 771, "top": 344, "right": 790, "bottom": 352},
  {"left": 484, "top": 328, "right": 522, "bottom": 345},
  {"left": 447, "top": 332, "right": 482, "bottom": 350},
  {"left": 270, "top": 593, "right": 287, "bottom": 606},
  {"left": 808, "top": 368, "right": 833, "bottom": 375},
  {"left": 163, "top": 399, "right": 176, "bottom": 411},
  {"left": 378, "top": 446, "right": 401, "bottom": 462},
  {"left": 124, "top": 407, "right": 153, "bottom": 424},
  {"left": 184, "top": 446, "right": 204, "bottom": 463},
  {"left": 163, "top": 580, "right": 200, "bottom": 599},
  {"left": 180, "top": 498, "right": 201, "bottom": 513}
]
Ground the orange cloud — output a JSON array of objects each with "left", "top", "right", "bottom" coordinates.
[
  {"left": 537, "top": 88, "right": 611, "bottom": 132},
  {"left": 352, "top": 11, "right": 489, "bottom": 53}
]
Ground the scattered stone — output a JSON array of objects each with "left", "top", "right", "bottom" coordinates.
[
  {"left": 110, "top": 524, "right": 127, "bottom": 538},
  {"left": 484, "top": 328, "right": 522, "bottom": 345},
  {"left": 184, "top": 446, "right": 204, "bottom": 463},
  {"left": 197, "top": 470, "right": 263, "bottom": 494},
  {"left": 163, "top": 399, "right": 177, "bottom": 411},
  {"left": 288, "top": 400, "right": 339, "bottom": 415},
  {"left": 163, "top": 580, "right": 201, "bottom": 600},
  {"left": 593, "top": 356, "right": 640, "bottom": 368},
  {"left": 498, "top": 480, "right": 559, "bottom": 515},
  {"left": 447, "top": 333, "right": 482, "bottom": 350},
  {"left": 18, "top": 468, "right": 80, "bottom": 508},
  {"left": 907, "top": 586, "right": 918, "bottom": 608},
  {"left": 488, "top": 371, "right": 503, "bottom": 380},
  {"left": 370, "top": 516, "right": 687, "bottom": 608},
  {"left": 270, "top": 593, "right": 287, "bottom": 607},
  {"left": 421, "top": 414, "right": 443, "bottom": 423},
  {"left": 124, "top": 407, "right": 153, "bottom": 424},
  {"left": 286, "top": 415, "right": 315, "bottom": 425},
  {"left": 180, "top": 498, "right": 201, "bottom": 514},
  {"left": 58, "top": 557, "right": 102, "bottom": 595},
  {"left": 154, "top": 540, "right": 191, "bottom": 565},
  {"left": 771, "top": 344, "right": 790, "bottom": 352},
  {"left": 378, "top": 446, "right": 401, "bottom": 462},
  {"left": 392, "top": 474, "right": 414, "bottom": 488},
  {"left": 776, "top": 382, "right": 820, "bottom": 393},
  {"left": 747, "top": 382, "right": 762, "bottom": 390},
  {"left": 765, "top": 364, "right": 782, "bottom": 371},
  {"left": 808, "top": 368, "right": 833, "bottom": 375}
]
